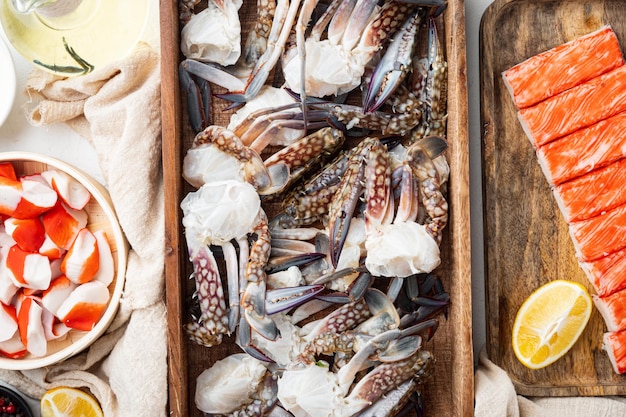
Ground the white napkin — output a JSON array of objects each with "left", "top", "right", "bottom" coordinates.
[
  {"left": 475, "top": 349, "right": 626, "bottom": 417},
  {"left": 0, "top": 42, "right": 167, "bottom": 417}
]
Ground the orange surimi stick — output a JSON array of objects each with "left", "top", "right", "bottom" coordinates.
[
  {"left": 594, "top": 288, "right": 626, "bottom": 332},
  {"left": 502, "top": 26, "right": 624, "bottom": 109},
  {"left": 603, "top": 330, "right": 626, "bottom": 374},
  {"left": 569, "top": 203, "right": 626, "bottom": 262},
  {"left": 518, "top": 65, "right": 626, "bottom": 147},
  {"left": 580, "top": 247, "right": 626, "bottom": 297},
  {"left": 553, "top": 158, "right": 626, "bottom": 223},
  {"left": 536, "top": 111, "right": 626, "bottom": 186}
]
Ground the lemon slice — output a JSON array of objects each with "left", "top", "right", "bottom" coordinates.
[
  {"left": 512, "top": 280, "right": 592, "bottom": 369},
  {"left": 40, "top": 386, "right": 104, "bottom": 417}
]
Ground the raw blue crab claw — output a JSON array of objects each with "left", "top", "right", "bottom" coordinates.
[{"left": 363, "top": 8, "right": 425, "bottom": 113}]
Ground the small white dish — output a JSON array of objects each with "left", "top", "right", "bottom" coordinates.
[{"left": 0, "top": 36, "right": 16, "bottom": 127}]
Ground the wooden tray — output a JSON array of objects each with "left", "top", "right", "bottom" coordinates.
[
  {"left": 162, "top": 1, "right": 472, "bottom": 415},
  {"left": 480, "top": 0, "right": 626, "bottom": 397}
]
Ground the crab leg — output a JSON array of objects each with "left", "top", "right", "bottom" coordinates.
[
  {"left": 242, "top": 0, "right": 277, "bottom": 67},
  {"left": 220, "top": 0, "right": 301, "bottom": 103},
  {"left": 184, "top": 245, "right": 230, "bottom": 347},
  {"left": 241, "top": 210, "right": 281, "bottom": 341},
  {"left": 407, "top": 136, "right": 448, "bottom": 244},
  {"left": 412, "top": 17, "right": 448, "bottom": 141},
  {"left": 222, "top": 242, "right": 241, "bottom": 332}
]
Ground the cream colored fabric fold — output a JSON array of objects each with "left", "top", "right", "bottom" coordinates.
[
  {"left": 0, "top": 42, "right": 167, "bottom": 417},
  {"left": 475, "top": 349, "right": 626, "bottom": 417}
]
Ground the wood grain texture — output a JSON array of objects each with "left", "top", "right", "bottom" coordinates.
[
  {"left": 481, "top": 0, "right": 626, "bottom": 397},
  {"left": 162, "top": 1, "right": 472, "bottom": 416}
]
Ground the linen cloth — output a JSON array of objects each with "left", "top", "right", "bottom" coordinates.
[
  {"left": 0, "top": 42, "right": 167, "bottom": 417},
  {"left": 475, "top": 349, "right": 626, "bottom": 417}
]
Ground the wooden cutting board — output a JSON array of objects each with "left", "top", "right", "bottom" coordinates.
[{"left": 481, "top": 0, "right": 626, "bottom": 396}]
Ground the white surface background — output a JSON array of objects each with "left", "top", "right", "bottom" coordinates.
[{"left": 0, "top": 0, "right": 491, "bottom": 413}]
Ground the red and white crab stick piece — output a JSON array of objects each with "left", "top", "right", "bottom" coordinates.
[
  {"left": 41, "top": 275, "right": 77, "bottom": 317},
  {"left": 502, "top": 26, "right": 624, "bottom": 109},
  {"left": 536, "top": 111, "right": 626, "bottom": 186},
  {"left": 569, "top": 203, "right": 626, "bottom": 262},
  {"left": 41, "top": 202, "right": 88, "bottom": 250},
  {"left": 518, "top": 65, "right": 626, "bottom": 147},
  {"left": 0, "top": 302, "right": 18, "bottom": 343},
  {"left": 41, "top": 169, "right": 91, "bottom": 210},
  {"left": 17, "top": 296, "right": 47, "bottom": 356},
  {"left": 61, "top": 228, "right": 99, "bottom": 285},
  {"left": 594, "top": 287, "right": 626, "bottom": 332},
  {"left": 581, "top": 248, "right": 626, "bottom": 297},
  {"left": 4, "top": 217, "right": 46, "bottom": 253},
  {"left": 603, "top": 330, "right": 626, "bottom": 374},
  {"left": 56, "top": 281, "right": 110, "bottom": 331},
  {"left": 553, "top": 158, "right": 626, "bottom": 223},
  {"left": 5, "top": 244, "right": 52, "bottom": 291},
  {"left": 92, "top": 230, "right": 114, "bottom": 287}
]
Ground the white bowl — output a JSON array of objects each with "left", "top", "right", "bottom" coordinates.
[
  {"left": 0, "top": 37, "right": 16, "bottom": 128},
  {"left": 0, "top": 152, "right": 128, "bottom": 370}
]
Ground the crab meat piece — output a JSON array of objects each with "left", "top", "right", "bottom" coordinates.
[
  {"left": 0, "top": 329, "right": 26, "bottom": 358},
  {"left": 503, "top": 26, "right": 624, "bottom": 109},
  {"left": 61, "top": 228, "right": 100, "bottom": 284},
  {"left": 0, "top": 162, "right": 16, "bottom": 180},
  {"left": 41, "top": 169, "right": 91, "bottom": 210},
  {"left": 13, "top": 176, "right": 58, "bottom": 219},
  {"left": 41, "top": 307, "right": 70, "bottom": 341},
  {"left": 17, "top": 296, "right": 47, "bottom": 357},
  {"left": 6, "top": 245, "right": 52, "bottom": 291},
  {"left": 4, "top": 217, "right": 46, "bottom": 253},
  {"left": 39, "top": 234, "right": 65, "bottom": 260},
  {"left": 180, "top": 0, "right": 243, "bottom": 65},
  {"left": 195, "top": 353, "right": 268, "bottom": 414},
  {"left": 0, "top": 302, "right": 18, "bottom": 342},
  {"left": 41, "top": 202, "right": 88, "bottom": 250},
  {"left": 41, "top": 275, "right": 77, "bottom": 316},
  {"left": 56, "top": 280, "right": 110, "bottom": 331},
  {"left": 92, "top": 230, "right": 114, "bottom": 286}
]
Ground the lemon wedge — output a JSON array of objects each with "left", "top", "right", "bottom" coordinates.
[
  {"left": 512, "top": 280, "right": 592, "bottom": 369},
  {"left": 40, "top": 386, "right": 104, "bottom": 417}
]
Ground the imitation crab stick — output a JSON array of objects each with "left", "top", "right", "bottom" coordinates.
[
  {"left": 518, "top": 65, "right": 626, "bottom": 147},
  {"left": 603, "top": 330, "right": 626, "bottom": 374},
  {"left": 56, "top": 281, "right": 110, "bottom": 331},
  {"left": 61, "top": 228, "right": 99, "bottom": 284},
  {"left": 41, "top": 169, "right": 91, "bottom": 210},
  {"left": 594, "top": 288, "right": 626, "bottom": 332},
  {"left": 5, "top": 244, "right": 52, "bottom": 291},
  {"left": 580, "top": 248, "right": 626, "bottom": 297},
  {"left": 502, "top": 26, "right": 624, "bottom": 109},
  {"left": 4, "top": 217, "right": 46, "bottom": 253},
  {"left": 569, "top": 203, "right": 626, "bottom": 262},
  {"left": 41, "top": 202, "right": 88, "bottom": 250},
  {"left": 553, "top": 158, "right": 626, "bottom": 223},
  {"left": 17, "top": 296, "right": 47, "bottom": 356},
  {"left": 536, "top": 111, "right": 626, "bottom": 186},
  {"left": 0, "top": 302, "right": 18, "bottom": 342}
]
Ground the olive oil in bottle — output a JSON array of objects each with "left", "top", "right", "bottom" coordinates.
[{"left": 0, "top": 0, "right": 149, "bottom": 76}]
